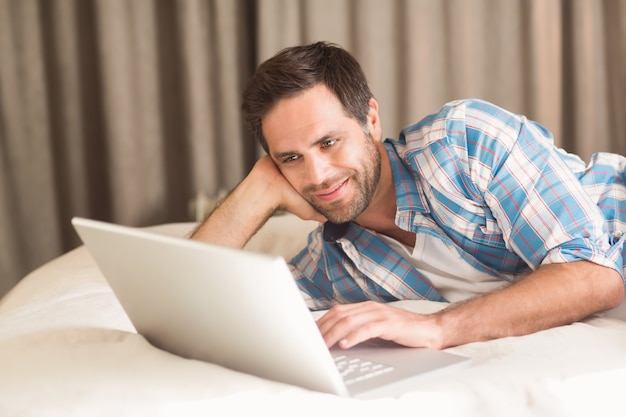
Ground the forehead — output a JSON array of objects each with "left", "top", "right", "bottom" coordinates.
[{"left": 262, "top": 85, "right": 353, "bottom": 152}]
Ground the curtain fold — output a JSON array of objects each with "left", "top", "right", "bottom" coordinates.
[
  {"left": 1, "top": 0, "right": 64, "bottom": 296},
  {"left": 1, "top": 0, "right": 625, "bottom": 298}
]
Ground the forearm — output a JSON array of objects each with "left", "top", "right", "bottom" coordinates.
[
  {"left": 433, "top": 261, "right": 625, "bottom": 348},
  {"left": 317, "top": 260, "right": 624, "bottom": 350},
  {"left": 190, "top": 176, "right": 278, "bottom": 248}
]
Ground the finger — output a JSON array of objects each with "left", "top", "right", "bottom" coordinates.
[
  {"left": 316, "top": 302, "right": 372, "bottom": 337},
  {"left": 317, "top": 302, "right": 386, "bottom": 348},
  {"left": 334, "top": 321, "right": 382, "bottom": 349}
]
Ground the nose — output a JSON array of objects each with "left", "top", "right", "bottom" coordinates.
[{"left": 304, "top": 156, "right": 329, "bottom": 186}]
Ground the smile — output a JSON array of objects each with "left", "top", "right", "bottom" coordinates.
[{"left": 314, "top": 179, "right": 349, "bottom": 202}]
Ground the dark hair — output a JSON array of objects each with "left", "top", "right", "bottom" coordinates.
[{"left": 242, "top": 41, "right": 374, "bottom": 152}]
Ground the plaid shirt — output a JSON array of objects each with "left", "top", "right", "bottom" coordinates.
[{"left": 288, "top": 99, "right": 626, "bottom": 310}]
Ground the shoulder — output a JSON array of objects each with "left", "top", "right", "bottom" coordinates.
[
  {"left": 402, "top": 99, "right": 522, "bottom": 141},
  {"left": 390, "top": 100, "right": 537, "bottom": 188},
  {"left": 397, "top": 99, "right": 541, "bottom": 163}
]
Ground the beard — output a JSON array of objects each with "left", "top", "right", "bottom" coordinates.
[{"left": 304, "top": 135, "right": 382, "bottom": 224}]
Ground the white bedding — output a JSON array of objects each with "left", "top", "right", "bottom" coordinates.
[{"left": 2, "top": 214, "right": 626, "bottom": 416}]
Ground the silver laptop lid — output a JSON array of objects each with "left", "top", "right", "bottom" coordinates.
[{"left": 72, "top": 217, "right": 348, "bottom": 396}]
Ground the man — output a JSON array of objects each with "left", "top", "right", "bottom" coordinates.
[{"left": 192, "top": 41, "right": 625, "bottom": 350}]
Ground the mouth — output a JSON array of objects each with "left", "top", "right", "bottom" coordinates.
[{"left": 312, "top": 179, "right": 349, "bottom": 203}]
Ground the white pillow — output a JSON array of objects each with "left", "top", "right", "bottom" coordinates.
[{"left": 243, "top": 213, "right": 319, "bottom": 259}]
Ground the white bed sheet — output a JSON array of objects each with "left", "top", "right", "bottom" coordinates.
[{"left": 2, "top": 215, "right": 626, "bottom": 417}]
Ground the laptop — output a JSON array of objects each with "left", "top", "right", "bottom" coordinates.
[{"left": 72, "top": 217, "right": 471, "bottom": 398}]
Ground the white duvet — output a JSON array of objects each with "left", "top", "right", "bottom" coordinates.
[{"left": 2, "top": 214, "right": 626, "bottom": 417}]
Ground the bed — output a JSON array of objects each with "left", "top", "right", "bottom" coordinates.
[{"left": 2, "top": 213, "right": 626, "bottom": 416}]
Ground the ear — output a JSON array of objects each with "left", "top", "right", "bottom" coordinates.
[{"left": 366, "top": 98, "right": 382, "bottom": 141}]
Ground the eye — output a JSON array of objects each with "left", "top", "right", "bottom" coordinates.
[
  {"left": 321, "top": 139, "right": 337, "bottom": 148},
  {"left": 281, "top": 154, "right": 300, "bottom": 164}
]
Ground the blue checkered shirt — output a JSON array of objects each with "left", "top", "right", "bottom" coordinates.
[{"left": 288, "top": 99, "right": 626, "bottom": 310}]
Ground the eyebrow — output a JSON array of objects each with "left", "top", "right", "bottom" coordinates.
[{"left": 271, "top": 132, "right": 339, "bottom": 160}]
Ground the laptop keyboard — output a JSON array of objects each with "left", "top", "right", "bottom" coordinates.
[{"left": 334, "top": 354, "right": 395, "bottom": 385}]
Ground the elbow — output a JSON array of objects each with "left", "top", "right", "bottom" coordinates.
[
  {"left": 608, "top": 280, "right": 625, "bottom": 310},
  {"left": 602, "top": 270, "right": 625, "bottom": 310}
]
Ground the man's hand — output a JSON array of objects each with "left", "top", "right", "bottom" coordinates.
[
  {"left": 253, "top": 156, "right": 326, "bottom": 223},
  {"left": 316, "top": 301, "right": 443, "bottom": 349}
]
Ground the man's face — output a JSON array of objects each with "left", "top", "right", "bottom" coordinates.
[{"left": 262, "top": 84, "right": 382, "bottom": 224}]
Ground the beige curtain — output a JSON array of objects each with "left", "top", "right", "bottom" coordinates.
[{"left": 1, "top": 0, "right": 625, "bottom": 298}]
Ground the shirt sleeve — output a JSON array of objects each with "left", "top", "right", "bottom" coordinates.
[{"left": 415, "top": 99, "right": 622, "bottom": 274}]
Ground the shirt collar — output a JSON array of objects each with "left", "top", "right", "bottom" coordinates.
[{"left": 383, "top": 138, "right": 430, "bottom": 228}]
